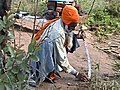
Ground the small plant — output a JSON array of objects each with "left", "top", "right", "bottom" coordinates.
[
  {"left": 89, "top": 63, "right": 120, "bottom": 90},
  {"left": 0, "top": 14, "right": 39, "bottom": 90}
]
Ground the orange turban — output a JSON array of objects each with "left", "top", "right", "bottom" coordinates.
[{"left": 62, "top": 5, "right": 80, "bottom": 25}]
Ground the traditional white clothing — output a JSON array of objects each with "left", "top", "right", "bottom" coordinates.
[
  {"left": 30, "top": 5, "right": 81, "bottom": 85},
  {"left": 31, "top": 19, "right": 78, "bottom": 81}
]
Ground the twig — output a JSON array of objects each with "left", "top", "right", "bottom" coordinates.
[
  {"left": 88, "top": 0, "right": 96, "bottom": 15},
  {"left": 31, "top": 0, "right": 39, "bottom": 41},
  {"left": 14, "top": 1, "right": 22, "bottom": 48},
  {"left": 16, "top": 1, "right": 21, "bottom": 12}
]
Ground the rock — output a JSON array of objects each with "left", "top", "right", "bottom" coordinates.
[
  {"left": 117, "top": 53, "right": 120, "bottom": 59},
  {"left": 67, "top": 82, "right": 78, "bottom": 86}
]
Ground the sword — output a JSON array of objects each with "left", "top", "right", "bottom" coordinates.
[
  {"left": 83, "top": 39, "right": 91, "bottom": 79},
  {"left": 78, "top": 26, "right": 92, "bottom": 79}
]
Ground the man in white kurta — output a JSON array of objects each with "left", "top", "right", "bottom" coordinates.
[{"left": 31, "top": 5, "right": 88, "bottom": 86}]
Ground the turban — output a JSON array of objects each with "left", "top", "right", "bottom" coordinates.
[{"left": 62, "top": 5, "right": 80, "bottom": 25}]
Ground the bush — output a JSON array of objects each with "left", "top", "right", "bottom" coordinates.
[
  {"left": 0, "top": 14, "right": 39, "bottom": 90},
  {"left": 11, "top": 0, "right": 47, "bottom": 17},
  {"left": 105, "top": 0, "right": 120, "bottom": 17}
]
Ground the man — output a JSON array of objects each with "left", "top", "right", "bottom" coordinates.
[{"left": 30, "top": 5, "right": 88, "bottom": 86}]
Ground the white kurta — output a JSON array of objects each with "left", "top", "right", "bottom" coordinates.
[{"left": 31, "top": 19, "right": 77, "bottom": 81}]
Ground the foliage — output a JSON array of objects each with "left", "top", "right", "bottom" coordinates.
[
  {"left": 89, "top": 63, "right": 120, "bottom": 90},
  {"left": 85, "top": 0, "right": 120, "bottom": 81},
  {"left": 78, "top": 1, "right": 120, "bottom": 89},
  {"left": 11, "top": 0, "right": 47, "bottom": 17},
  {"left": 85, "top": 0, "right": 120, "bottom": 42},
  {"left": 0, "top": 14, "right": 39, "bottom": 90},
  {"left": 105, "top": 0, "right": 120, "bottom": 17},
  {"left": 78, "top": 0, "right": 106, "bottom": 13}
]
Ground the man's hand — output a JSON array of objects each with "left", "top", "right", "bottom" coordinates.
[
  {"left": 76, "top": 30, "right": 86, "bottom": 40},
  {"left": 76, "top": 72, "right": 89, "bottom": 82}
]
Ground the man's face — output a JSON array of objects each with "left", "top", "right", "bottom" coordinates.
[{"left": 68, "top": 22, "right": 77, "bottom": 31}]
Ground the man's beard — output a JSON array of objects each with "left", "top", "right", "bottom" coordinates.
[
  {"left": 65, "top": 25, "right": 73, "bottom": 33},
  {"left": 64, "top": 25, "right": 73, "bottom": 49}
]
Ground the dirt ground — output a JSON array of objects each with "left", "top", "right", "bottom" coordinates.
[{"left": 14, "top": 29, "right": 120, "bottom": 90}]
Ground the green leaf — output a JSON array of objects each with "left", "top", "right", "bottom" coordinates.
[
  {"left": 0, "top": 73, "right": 7, "bottom": 81},
  {"left": 12, "top": 66, "right": 20, "bottom": 74},
  {"left": 8, "top": 30, "right": 15, "bottom": 40},
  {"left": 6, "top": 21, "right": 15, "bottom": 28},
  {"left": 3, "top": 16, "right": 7, "bottom": 25},
  {"left": 2, "top": 29, "right": 6, "bottom": 32},
  {"left": 7, "top": 72, "right": 16, "bottom": 82},
  {"left": 0, "top": 26, "right": 3, "bottom": 31},
  {"left": 28, "top": 43, "right": 33, "bottom": 53},
  {"left": 29, "top": 54, "right": 39, "bottom": 62},
  {"left": 0, "top": 35, "right": 4, "bottom": 44},
  {"left": 21, "top": 60, "right": 29, "bottom": 71},
  {"left": 7, "top": 45, "right": 15, "bottom": 57},
  {"left": 17, "top": 72, "right": 26, "bottom": 81},
  {"left": 28, "top": 38, "right": 36, "bottom": 53},
  {"left": 3, "top": 46, "right": 9, "bottom": 53},
  {"left": 16, "top": 51, "right": 25, "bottom": 61},
  {"left": 0, "top": 46, "right": 1, "bottom": 50},
  {"left": 0, "top": 83, "right": 5, "bottom": 90},
  {"left": 17, "top": 82, "right": 22, "bottom": 90},
  {"left": 105, "top": 16, "right": 110, "bottom": 23},
  {"left": 5, "top": 57, "right": 14, "bottom": 69},
  {"left": 5, "top": 84, "right": 12, "bottom": 90},
  {"left": 0, "top": 20, "right": 5, "bottom": 27},
  {"left": 8, "top": 14, "right": 15, "bottom": 21}
]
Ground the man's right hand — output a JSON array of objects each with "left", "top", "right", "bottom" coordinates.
[
  {"left": 76, "top": 72, "right": 89, "bottom": 82},
  {"left": 76, "top": 30, "right": 86, "bottom": 40}
]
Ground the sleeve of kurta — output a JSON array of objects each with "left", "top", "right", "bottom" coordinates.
[{"left": 54, "top": 33, "right": 77, "bottom": 75}]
